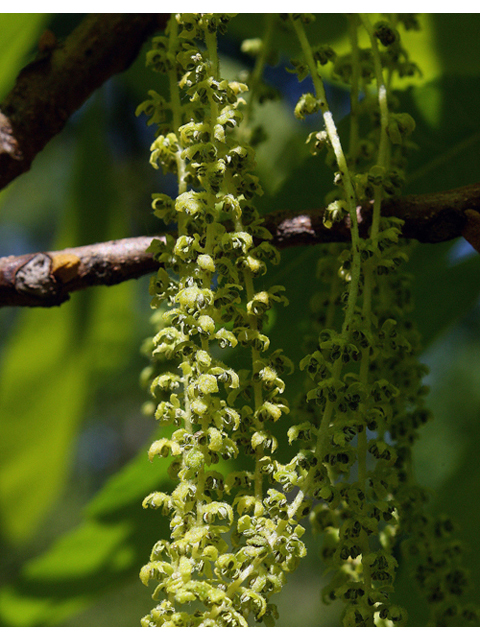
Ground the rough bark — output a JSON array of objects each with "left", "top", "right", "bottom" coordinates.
[
  {"left": 0, "top": 14, "right": 168, "bottom": 189},
  {"left": 0, "top": 236, "right": 160, "bottom": 308}
]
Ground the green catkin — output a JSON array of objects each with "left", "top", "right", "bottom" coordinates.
[
  {"left": 291, "top": 13, "right": 479, "bottom": 627},
  {"left": 137, "top": 14, "right": 303, "bottom": 627},
  {"left": 138, "top": 12, "right": 479, "bottom": 627},
  {"left": 290, "top": 13, "right": 413, "bottom": 626}
]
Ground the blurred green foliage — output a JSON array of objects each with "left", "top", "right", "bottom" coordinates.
[{"left": 1, "top": 13, "right": 480, "bottom": 626}]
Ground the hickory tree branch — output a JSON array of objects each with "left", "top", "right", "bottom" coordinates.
[
  {"left": 2, "top": 182, "right": 480, "bottom": 308},
  {"left": 0, "top": 13, "right": 168, "bottom": 189}
]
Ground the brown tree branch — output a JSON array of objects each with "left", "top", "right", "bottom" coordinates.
[
  {"left": 0, "top": 13, "right": 169, "bottom": 190},
  {"left": 269, "top": 182, "right": 480, "bottom": 247},
  {"left": 2, "top": 182, "right": 480, "bottom": 308},
  {"left": 0, "top": 236, "right": 161, "bottom": 308}
]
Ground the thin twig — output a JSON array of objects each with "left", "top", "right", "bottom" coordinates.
[{"left": 0, "top": 236, "right": 160, "bottom": 307}]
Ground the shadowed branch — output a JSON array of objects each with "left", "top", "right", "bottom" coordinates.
[{"left": 0, "top": 13, "right": 168, "bottom": 190}]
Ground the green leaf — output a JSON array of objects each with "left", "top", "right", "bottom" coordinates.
[
  {"left": 394, "top": 329, "right": 480, "bottom": 624},
  {"left": 0, "top": 307, "right": 90, "bottom": 544},
  {"left": 0, "top": 97, "right": 135, "bottom": 545},
  {"left": 430, "top": 14, "right": 480, "bottom": 79},
  {"left": 0, "top": 520, "right": 136, "bottom": 626},
  {"left": 409, "top": 242, "right": 480, "bottom": 348},
  {"left": 0, "top": 14, "right": 49, "bottom": 100},
  {"left": 0, "top": 448, "right": 172, "bottom": 626},
  {"left": 406, "top": 77, "right": 480, "bottom": 192},
  {"left": 0, "top": 438, "right": 239, "bottom": 625}
]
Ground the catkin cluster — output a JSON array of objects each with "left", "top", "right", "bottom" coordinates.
[
  {"left": 286, "top": 13, "right": 420, "bottom": 626},
  {"left": 137, "top": 14, "right": 305, "bottom": 626},
  {"left": 137, "top": 12, "right": 479, "bottom": 627},
  {"left": 287, "top": 13, "right": 478, "bottom": 626}
]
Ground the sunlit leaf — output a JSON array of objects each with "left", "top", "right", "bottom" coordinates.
[
  {"left": 0, "top": 307, "right": 90, "bottom": 543},
  {"left": 0, "top": 14, "right": 48, "bottom": 101},
  {"left": 0, "top": 97, "right": 135, "bottom": 545},
  {"left": 0, "top": 440, "right": 171, "bottom": 625}
]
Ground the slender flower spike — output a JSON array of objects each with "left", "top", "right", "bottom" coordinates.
[{"left": 138, "top": 13, "right": 304, "bottom": 627}]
